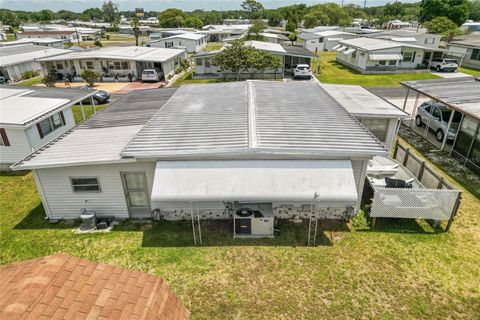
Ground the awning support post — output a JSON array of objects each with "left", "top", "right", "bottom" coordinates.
[
  {"left": 441, "top": 110, "right": 455, "bottom": 151},
  {"left": 79, "top": 100, "right": 85, "bottom": 121},
  {"left": 90, "top": 95, "right": 96, "bottom": 114},
  {"left": 402, "top": 87, "right": 410, "bottom": 111},
  {"left": 190, "top": 202, "right": 202, "bottom": 245},
  {"left": 307, "top": 193, "right": 319, "bottom": 246}
]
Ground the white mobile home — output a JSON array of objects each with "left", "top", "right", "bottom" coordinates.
[
  {"left": 0, "top": 86, "right": 95, "bottom": 169},
  {"left": 0, "top": 44, "right": 71, "bottom": 82},
  {"left": 194, "top": 41, "right": 317, "bottom": 77},
  {"left": 446, "top": 33, "right": 480, "bottom": 70},
  {"left": 12, "top": 82, "right": 407, "bottom": 232},
  {"left": 37, "top": 46, "right": 187, "bottom": 81},
  {"left": 335, "top": 37, "right": 446, "bottom": 74},
  {"left": 299, "top": 30, "right": 359, "bottom": 52},
  {"left": 0, "top": 37, "right": 65, "bottom": 48},
  {"left": 146, "top": 33, "right": 207, "bottom": 53}
]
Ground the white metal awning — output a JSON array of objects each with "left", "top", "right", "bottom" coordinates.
[
  {"left": 151, "top": 160, "right": 358, "bottom": 204},
  {"left": 343, "top": 48, "right": 356, "bottom": 55},
  {"left": 369, "top": 53, "right": 403, "bottom": 61},
  {"left": 336, "top": 46, "right": 347, "bottom": 52},
  {"left": 332, "top": 44, "right": 342, "bottom": 50}
]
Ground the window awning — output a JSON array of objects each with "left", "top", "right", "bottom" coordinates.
[
  {"left": 151, "top": 160, "right": 358, "bottom": 205},
  {"left": 336, "top": 46, "right": 347, "bottom": 52},
  {"left": 344, "top": 48, "right": 356, "bottom": 55},
  {"left": 332, "top": 44, "right": 342, "bottom": 50},
  {"left": 369, "top": 53, "right": 403, "bottom": 61}
]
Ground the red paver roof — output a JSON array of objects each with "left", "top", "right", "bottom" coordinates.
[{"left": 0, "top": 254, "right": 190, "bottom": 319}]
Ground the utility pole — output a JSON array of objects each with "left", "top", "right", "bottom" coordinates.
[{"left": 364, "top": 0, "right": 367, "bottom": 9}]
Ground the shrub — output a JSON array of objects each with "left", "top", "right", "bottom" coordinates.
[
  {"left": 106, "top": 35, "right": 110, "bottom": 40},
  {"left": 80, "top": 69, "right": 99, "bottom": 87},
  {"left": 42, "top": 74, "right": 57, "bottom": 87},
  {"left": 21, "top": 70, "right": 37, "bottom": 79},
  {"left": 94, "top": 39, "right": 103, "bottom": 47}
]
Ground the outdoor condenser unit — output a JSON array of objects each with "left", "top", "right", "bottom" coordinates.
[{"left": 233, "top": 204, "right": 274, "bottom": 238}]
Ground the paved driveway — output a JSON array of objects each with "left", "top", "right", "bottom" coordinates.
[{"left": 430, "top": 71, "right": 472, "bottom": 78}]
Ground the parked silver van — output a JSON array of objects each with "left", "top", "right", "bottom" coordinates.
[{"left": 415, "top": 102, "right": 462, "bottom": 141}]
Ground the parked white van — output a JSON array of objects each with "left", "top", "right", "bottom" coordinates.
[{"left": 141, "top": 69, "right": 160, "bottom": 82}]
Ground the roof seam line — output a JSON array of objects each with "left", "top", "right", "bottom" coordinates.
[{"left": 247, "top": 81, "right": 258, "bottom": 148}]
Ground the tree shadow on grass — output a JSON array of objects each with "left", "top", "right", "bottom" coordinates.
[
  {"left": 132, "top": 219, "right": 353, "bottom": 248},
  {"left": 13, "top": 203, "right": 80, "bottom": 230},
  {"left": 0, "top": 170, "right": 30, "bottom": 177},
  {"left": 366, "top": 217, "right": 444, "bottom": 234}
]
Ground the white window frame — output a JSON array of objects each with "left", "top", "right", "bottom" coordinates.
[
  {"left": 38, "top": 113, "right": 63, "bottom": 137},
  {"left": 70, "top": 177, "right": 102, "bottom": 192}
]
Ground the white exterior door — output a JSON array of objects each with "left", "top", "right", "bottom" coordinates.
[{"left": 121, "top": 172, "right": 150, "bottom": 218}]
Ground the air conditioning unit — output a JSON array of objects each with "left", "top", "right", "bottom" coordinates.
[{"left": 233, "top": 204, "right": 274, "bottom": 238}]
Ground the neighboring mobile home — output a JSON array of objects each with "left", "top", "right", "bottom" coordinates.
[
  {"left": 194, "top": 41, "right": 316, "bottom": 77},
  {"left": 335, "top": 37, "right": 446, "bottom": 74},
  {"left": 0, "top": 86, "right": 95, "bottom": 169},
  {"left": 36, "top": 46, "right": 187, "bottom": 81},
  {"left": 0, "top": 44, "right": 71, "bottom": 82},
  {"left": 299, "top": 30, "right": 359, "bottom": 52},
  {"left": 0, "top": 37, "right": 65, "bottom": 48},
  {"left": 446, "top": 33, "right": 480, "bottom": 70},
  {"left": 12, "top": 82, "right": 405, "bottom": 228},
  {"left": 146, "top": 33, "right": 207, "bottom": 53}
]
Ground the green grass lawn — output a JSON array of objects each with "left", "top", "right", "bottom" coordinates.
[
  {"left": 1, "top": 141, "right": 479, "bottom": 318},
  {"left": 71, "top": 104, "right": 105, "bottom": 124},
  {"left": 459, "top": 66, "right": 480, "bottom": 76},
  {"left": 15, "top": 76, "right": 43, "bottom": 86},
  {"left": 317, "top": 52, "right": 441, "bottom": 86},
  {"left": 205, "top": 42, "right": 224, "bottom": 51},
  {"left": 171, "top": 70, "right": 225, "bottom": 87}
]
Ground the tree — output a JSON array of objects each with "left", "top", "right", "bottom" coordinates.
[
  {"left": 57, "top": 10, "right": 78, "bottom": 21},
  {"left": 82, "top": 8, "right": 103, "bottom": 21},
  {"left": 343, "top": 4, "right": 368, "bottom": 19},
  {"left": 267, "top": 10, "right": 283, "bottom": 26},
  {"left": 130, "top": 17, "right": 140, "bottom": 46},
  {"left": 288, "top": 32, "right": 297, "bottom": 45},
  {"left": 303, "top": 4, "right": 352, "bottom": 28},
  {"left": 0, "top": 10, "right": 20, "bottom": 28},
  {"left": 245, "top": 19, "right": 266, "bottom": 41},
  {"left": 383, "top": 2, "right": 406, "bottom": 18},
  {"left": 184, "top": 16, "right": 203, "bottom": 29},
  {"left": 158, "top": 8, "right": 187, "bottom": 28},
  {"left": 102, "top": 1, "right": 119, "bottom": 24},
  {"left": 424, "top": 16, "right": 464, "bottom": 39},
  {"left": 42, "top": 74, "right": 57, "bottom": 87},
  {"left": 470, "top": 0, "right": 480, "bottom": 21},
  {"left": 212, "top": 40, "right": 251, "bottom": 80},
  {"left": 241, "top": 0, "right": 264, "bottom": 19},
  {"left": 285, "top": 20, "right": 296, "bottom": 32},
  {"left": 80, "top": 69, "right": 100, "bottom": 87},
  {"left": 38, "top": 9, "right": 55, "bottom": 22},
  {"left": 419, "top": 0, "right": 470, "bottom": 26},
  {"left": 248, "top": 49, "right": 282, "bottom": 78}
]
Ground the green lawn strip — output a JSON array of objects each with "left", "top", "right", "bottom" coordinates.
[
  {"left": 71, "top": 104, "right": 105, "bottom": 124},
  {"left": 317, "top": 52, "right": 441, "bottom": 86},
  {"left": 171, "top": 70, "right": 225, "bottom": 87},
  {"left": 459, "top": 67, "right": 480, "bottom": 76},
  {"left": 15, "top": 76, "right": 43, "bottom": 86},
  {"left": 205, "top": 43, "right": 224, "bottom": 51}
]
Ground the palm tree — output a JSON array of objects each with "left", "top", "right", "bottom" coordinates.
[{"left": 130, "top": 17, "right": 140, "bottom": 46}]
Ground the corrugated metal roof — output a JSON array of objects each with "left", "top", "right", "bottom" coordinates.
[
  {"left": 122, "top": 81, "right": 387, "bottom": 159},
  {"left": 0, "top": 44, "right": 70, "bottom": 67},
  {"left": 244, "top": 40, "right": 286, "bottom": 54},
  {"left": 321, "top": 84, "right": 408, "bottom": 118},
  {"left": 36, "top": 46, "right": 185, "bottom": 63},
  {"left": 122, "top": 83, "right": 249, "bottom": 156},
  {"left": 162, "top": 32, "right": 206, "bottom": 40},
  {"left": 340, "top": 37, "right": 402, "bottom": 51},
  {"left": 12, "top": 88, "right": 177, "bottom": 169},
  {"left": 401, "top": 78, "right": 480, "bottom": 120},
  {"left": 151, "top": 160, "right": 358, "bottom": 203},
  {"left": 281, "top": 45, "right": 317, "bottom": 58}
]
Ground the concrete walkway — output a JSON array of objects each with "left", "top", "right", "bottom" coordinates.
[{"left": 430, "top": 71, "right": 473, "bottom": 78}]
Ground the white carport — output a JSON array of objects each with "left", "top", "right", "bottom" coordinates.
[{"left": 151, "top": 160, "right": 358, "bottom": 206}]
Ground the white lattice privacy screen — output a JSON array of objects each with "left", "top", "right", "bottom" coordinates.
[{"left": 371, "top": 188, "right": 460, "bottom": 220}]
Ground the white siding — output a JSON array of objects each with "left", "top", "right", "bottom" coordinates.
[
  {"left": 0, "top": 128, "right": 31, "bottom": 165},
  {"left": 149, "top": 38, "right": 206, "bottom": 53},
  {"left": 35, "top": 161, "right": 156, "bottom": 220},
  {"left": 25, "top": 107, "right": 76, "bottom": 151}
]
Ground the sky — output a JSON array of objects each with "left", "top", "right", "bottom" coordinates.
[{"left": 1, "top": 0, "right": 417, "bottom": 12}]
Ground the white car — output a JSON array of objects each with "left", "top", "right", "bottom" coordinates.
[
  {"left": 141, "top": 69, "right": 160, "bottom": 82},
  {"left": 429, "top": 58, "right": 458, "bottom": 72},
  {"left": 292, "top": 64, "right": 311, "bottom": 79}
]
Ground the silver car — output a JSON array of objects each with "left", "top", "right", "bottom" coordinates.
[{"left": 415, "top": 102, "right": 462, "bottom": 141}]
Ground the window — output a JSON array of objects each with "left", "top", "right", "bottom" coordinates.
[
  {"left": 205, "top": 59, "right": 211, "bottom": 67},
  {"left": 70, "top": 177, "right": 101, "bottom": 192},
  {"left": 121, "top": 61, "right": 129, "bottom": 69},
  {"left": 165, "top": 41, "right": 174, "bottom": 48},
  {"left": 471, "top": 49, "right": 480, "bottom": 61},
  {"left": 112, "top": 61, "right": 129, "bottom": 70},
  {"left": 378, "top": 60, "right": 387, "bottom": 65},
  {"left": 86, "top": 61, "right": 94, "bottom": 69},
  {"left": 0, "top": 128, "right": 10, "bottom": 146},
  {"left": 352, "top": 50, "right": 357, "bottom": 59},
  {"left": 56, "top": 63, "right": 64, "bottom": 70},
  {"left": 424, "top": 38, "right": 435, "bottom": 45},
  {"left": 402, "top": 51, "right": 416, "bottom": 62},
  {"left": 388, "top": 60, "right": 396, "bottom": 65},
  {"left": 361, "top": 119, "right": 389, "bottom": 142},
  {"left": 319, "top": 37, "right": 324, "bottom": 43},
  {"left": 196, "top": 58, "right": 203, "bottom": 66},
  {"left": 37, "top": 112, "right": 64, "bottom": 138}
]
